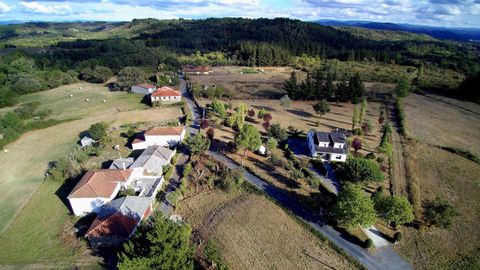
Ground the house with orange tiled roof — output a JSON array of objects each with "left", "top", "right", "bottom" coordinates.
[
  {"left": 131, "top": 126, "right": 186, "bottom": 150},
  {"left": 131, "top": 83, "right": 156, "bottom": 95},
  {"left": 67, "top": 169, "right": 140, "bottom": 216},
  {"left": 85, "top": 196, "right": 152, "bottom": 247},
  {"left": 150, "top": 86, "right": 182, "bottom": 104}
]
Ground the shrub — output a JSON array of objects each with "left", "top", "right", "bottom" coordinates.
[
  {"left": 365, "top": 239, "right": 374, "bottom": 249},
  {"left": 365, "top": 152, "right": 376, "bottom": 159},
  {"left": 339, "top": 157, "right": 384, "bottom": 183},
  {"left": 352, "top": 128, "right": 363, "bottom": 136},
  {"left": 306, "top": 176, "right": 320, "bottom": 189},
  {"left": 423, "top": 197, "right": 459, "bottom": 229},
  {"left": 394, "top": 232, "right": 403, "bottom": 243},
  {"left": 376, "top": 157, "right": 385, "bottom": 163}
]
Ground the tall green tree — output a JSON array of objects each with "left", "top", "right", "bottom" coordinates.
[
  {"left": 340, "top": 157, "right": 384, "bottom": 183},
  {"left": 352, "top": 105, "right": 359, "bottom": 130},
  {"left": 395, "top": 78, "right": 410, "bottom": 98},
  {"left": 359, "top": 98, "right": 368, "bottom": 125},
  {"left": 118, "top": 213, "right": 194, "bottom": 270},
  {"left": 313, "top": 99, "right": 330, "bottom": 117},
  {"left": 88, "top": 122, "right": 109, "bottom": 146},
  {"left": 232, "top": 102, "right": 247, "bottom": 130},
  {"left": 349, "top": 73, "right": 365, "bottom": 104},
  {"left": 235, "top": 124, "right": 262, "bottom": 165},
  {"left": 185, "top": 133, "right": 210, "bottom": 156},
  {"left": 334, "top": 184, "right": 377, "bottom": 229},
  {"left": 374, "top": 195, "right": 415, "bottom": 227},
  {"left": 114, "top": 66, "right": 146, "bottom": 91},
  {"left": 324, "top": 73, "right": 335, "bottom": 99},
  {"left": 283, "top": 72, "right": 300, "bottom": 99}
]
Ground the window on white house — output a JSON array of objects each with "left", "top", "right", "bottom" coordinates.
[{"left": 336, "top": 156, "right": 342, "bottom": 159}]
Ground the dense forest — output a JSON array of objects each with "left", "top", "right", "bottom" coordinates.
[{"left": 0, "top": 17, "right": 479, "bottom": 107}]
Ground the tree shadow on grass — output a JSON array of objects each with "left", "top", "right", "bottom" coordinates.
[
  {"left": 251, "top": 105, "right": 276, "bottom": 112},
  {"left": 287, "top": 109, "right": 313, "bottom": 117}
]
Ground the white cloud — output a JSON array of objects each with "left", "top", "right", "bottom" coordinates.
[
  {"left": 19, "top": 1, "right": 72, "bottom": 15},
  {"left": 0, "top": 1, "right": 10, "bottom": 14}
]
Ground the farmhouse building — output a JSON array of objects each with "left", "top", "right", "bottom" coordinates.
[
  {"left": 181, "top": 65, "right": 211, "bottom": 75},
  {"left": 150, "top": 86, "right": 182, "bottom": 104},
  {"left": 85, "top": 196, "right": 152, "bottom": 247},
  {"left": 307, "top": 130, "right": 348, "bottom": 162},
  {"left": 67, "top": 169, "right": 140, "bottom": 216},
  {"left": 131, "top": 126, "right": 186, "bottom": 150},
  {"left": 131, "top": 83, "right": 156, "bottom": 95},
  {"left": 131, "top": 145, "right": 175, "bottom": 175}
]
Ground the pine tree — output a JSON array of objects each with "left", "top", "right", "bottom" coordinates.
[
  {"left": 283, "top": 71, "right": 300, "bottom": 99},
  {"left": 352, "top": 106, "right": 359, "bottom": 130},
  {"left": 359, "top": 98, "right": 368, "bottom": 125}
]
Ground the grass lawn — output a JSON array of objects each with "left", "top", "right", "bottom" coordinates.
[
  {"left": 0, "top": 179, "right": 100, "bottom": 267},
  {"left": 176, "top": 189, "right": 357, "bottom": 270},
  {"left": 0, "top": 82, "right": 182, "bottom": 249}
]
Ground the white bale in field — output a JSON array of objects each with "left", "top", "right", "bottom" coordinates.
[
  {"left": 102, "top": 99, "right": 106, "bottom": 103},
  {"left": 85, "top": 99, "right": 90, "bottom": 102},
  {"left": 69, "top": 94, "right": 73, "bottom": 98},
  {"left": 3, "top": 149, "right": 9, "bottom": 153}
]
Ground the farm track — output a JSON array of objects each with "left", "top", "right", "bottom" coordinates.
[{"left": 388, "top": 103, "right": 409, "bottom": 197}]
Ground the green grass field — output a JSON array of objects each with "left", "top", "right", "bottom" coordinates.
[{"left": 0, "top": 82, "right": 184, "bottom": 267}]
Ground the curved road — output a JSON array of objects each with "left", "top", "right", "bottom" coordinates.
[{"left": 177, "top": 77, "right": 413, "bottom": 270}]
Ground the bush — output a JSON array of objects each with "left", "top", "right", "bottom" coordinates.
[
  {"left": 394, "top": 232, "right": 403, "bottom": 243},
  {"left": 339, "top": 157, "right": 384, "bottom": 183},
  {"left": 396, "top": 98, "right": 407, "bottom": 136},
  {"left": 365, "top": 239, "right": 374, "bottom": 249},
  {"left": 423, "top": 197, "right": 459, "bottom": 229},
  {"left": 306, "top": 176, "right": 320, "bottom": 189},
  {"left": 376, "top": 157, "right": 385, "bottom": 163},
  {"left": 352, "top": 128, "right": 363, "bottom": 136},
  {"left": 365, "top": 152, "right": 376, "bottom": 159}
]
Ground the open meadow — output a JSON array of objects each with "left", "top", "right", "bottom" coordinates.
[
  {"left": 0, "top": 83, "right": 183, "bottom": 267},
  {"left": 395, "top": 93, "right": 480, "bottom": 269},
  {"left": 176, "top": 189, "right": 357, "bottom": 270},
  {"left": 397, "top": 141, "right": 480, "bottom": 269},
  {"left": 404, "top": 93, "right": 480, "bottom": 156}
]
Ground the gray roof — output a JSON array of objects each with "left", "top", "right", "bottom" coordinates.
[
  {"left": 315, "top": 132, "right": 330, "bottom": 142},
  {"left": 135, "top": 177, "right": 162, "bottom": 197},
  {"left": 109, "top": 157, "right": 134, "bottom": 170},
  {"left": 97, "top": 196, "right": 151, "bottom": 221},
  {"left": 330, "top": 132, "right": 346, "bottom": 144},
  {"left": 315, "top": 146, "right": 348, "bottom": 155},
  {"left": 131, "top": 145, "right": 174, "bottom": 174}
]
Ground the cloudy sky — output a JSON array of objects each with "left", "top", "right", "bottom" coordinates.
[{"left": 0, "top": 0, "right": 479, "bottom": 28}]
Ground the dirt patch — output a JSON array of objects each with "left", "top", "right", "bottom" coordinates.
[{"left": 176, "top": 190, "right": 356, "bottom": 270}]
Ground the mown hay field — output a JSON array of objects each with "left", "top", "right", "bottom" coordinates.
[{"left": 176, "top": 190, "right": 357, "bottom": 270}]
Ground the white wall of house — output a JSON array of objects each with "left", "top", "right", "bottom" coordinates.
[
  {"left": 132, "top": 141, "right": 148, "bottom": 150},
  {"left": 144, "top": 130, "right": 185, "bottom": 147},
  {"left": 332, "top": 154, "right": 347, "bottom": 162},
  {"left": 334, "top": 143, "right": 345, "bottom": 148},
  {"left": 68, "top": 183, "right": 120, "bottom": 216},
  {"left": 131, "top": 86, "right": 155, "bottom": 95},
  {"left": 150, "top": 95, "right": 182, "bottom": 103}
]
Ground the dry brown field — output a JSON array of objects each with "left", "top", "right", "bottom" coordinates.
[
  {"left": 395, "top": 141, "right": 480, "bottom": 269},
  {"left": 176, "top": 189, "right": 357, "bottom": 270},
  {"left": 404, "top": 93, "right": 480, "bottom": 156}
]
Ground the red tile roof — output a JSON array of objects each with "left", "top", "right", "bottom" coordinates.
[
  {"left": 67, "top": 169, "right": 133, "bottom": 199},
  {"left": 151, "top": 86, "right": 181, "bottom": 97},
  {"left": 137, "top": 83, "right": 156, "bottom": 89},
  {"left": 85, "top": 213, "right": 138, "bottom": 239},
  {"left": 144, "top": 126, "right": 184, "bottom": 136}
]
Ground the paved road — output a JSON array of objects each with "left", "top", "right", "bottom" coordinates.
[
  {"left": 157, "top": 76, "right": 199, "bottom": 217},
  {"left": 169, "top": 77, "right": 413, "bottom": 270}
]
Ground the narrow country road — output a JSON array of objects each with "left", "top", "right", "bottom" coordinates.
[
  {"left": 170, "top": 76, "right": 413, "bottom": 270},
  {"left": 157, "top": 77, "right": 200, "bottom": 217}
]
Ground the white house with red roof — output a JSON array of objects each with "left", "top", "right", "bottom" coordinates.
[
  {"left": 67, "top": 169, "right": 141, "bottom": 216},
  {"left": 131, "top": 83, "right": 156, "bottom": 95},
  {"left": 150, "top": 86, "right": 182, "bottom": 104},
  {"left": 131, "top": 126, "right": 186, "bottom": 150}
]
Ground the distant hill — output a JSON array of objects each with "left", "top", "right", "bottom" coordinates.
[{"left": 315, "top": 20, "right": 480, "bottom": 42}]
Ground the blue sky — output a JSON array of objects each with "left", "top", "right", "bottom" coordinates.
[{"left": 0, "top": 0, "right": 479, "bottom": 28}]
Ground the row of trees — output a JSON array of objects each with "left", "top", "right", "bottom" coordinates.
[{"left": 283, "top": 71, "right": 365, "bottom": 103}]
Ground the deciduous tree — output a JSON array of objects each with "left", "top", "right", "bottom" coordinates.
[
  {"left": 235, "top": 124, "right": 262, "bottom": 165},
  {"left": 334, "top": 184, "right": 377, "bottom": 229},
  {"left": 279, "top": 95, "right": 292, "bottom": 112}
]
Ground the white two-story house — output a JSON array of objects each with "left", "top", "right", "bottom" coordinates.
[{"left": 307, "top": 130, "right": 348, "bottom": 162}]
